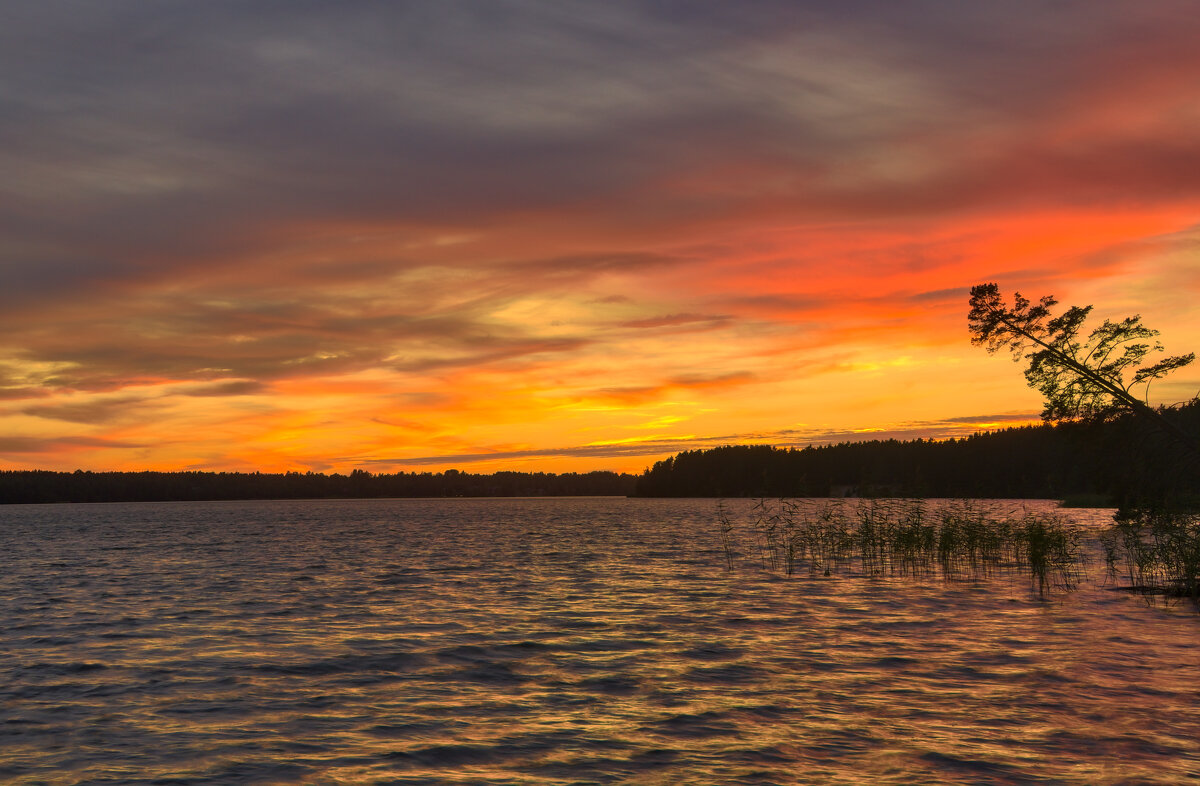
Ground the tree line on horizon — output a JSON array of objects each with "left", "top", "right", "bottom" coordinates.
[
  {"left": 634, "top": 402, "right": 1200, "bottom": 505},
  {"left": 0, "top": 468, "right": 639, "bottom": 505},
  {"left": 4, "top": 402, "right": 1197, "bottom": 505}
]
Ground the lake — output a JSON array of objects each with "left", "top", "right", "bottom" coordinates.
[{"left": 2, "top": 497, "right": 1198, "bottom": 785}]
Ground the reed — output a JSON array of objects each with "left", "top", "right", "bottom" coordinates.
[
  {"left": 1101, "top": 508, "right": 1200, "bottom": 601},
  {"left": 1015, "top": 513, "right": 1084, "bottom": 596},
  {"left": 716, "top": 500, "right": 737, "bottom": 571},
  {"left": 716, "top": 498, "right": 1083, "bottom": 595}
]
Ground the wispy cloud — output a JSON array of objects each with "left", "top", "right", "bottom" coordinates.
[
  {"left": 374, "top": 411, "right": 1044, "bottom": 468},
  {"left": 0, "top": 435, "right": 148, "bottom": 454}
]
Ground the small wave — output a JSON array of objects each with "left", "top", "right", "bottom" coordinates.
[
  {"left": 570, "top": 637, "right": 656, "bottom": 653},
  {"left": 14, "top": 661, "right": 108, "bottom": 677},
  {"left": 158, "top": 700, "right": 256, "bottom": 718},
  {"left": 919, "top": 749, "right": 1022, "bottom": 777},
  {"left": 373, "top": 568, "right": 428, "bottom": 586},
  {"left": 627, "top": 748, "right": 681, "bottom": 768},
  {"left": 574, "top": 674, "right": 642, "bottom": 694},
  {"left": 726, "top": 744, "right": 800, "bottom": 765},
  {"left": 197, "top": 760, "right": 313, "bottom": 784},
  {"left": 435, "top": 640, "right": 556, "bottom": 663},
  {"left": 682, "top": 663, "right": 765, "bottom": 684},
  {"left": 864, "top": 654, "right": 921, "bottom": 668},
  {"left": 386, "top": 743, "right": 504, "bottom": 767},
  {"left": 678, "top": 643, "right": 745, "bottom": 660},
  {"left": 365, "top": 721, "right": 450, "bottom": 739},
  {"left": 254, "top": 650, "right": 422, "bottom": 676},
  {"left": 441, "top": 661, "right": 530, "bottom": 685},
  {"left": 641, "top": 710, "right": 741, "bottom": 739}
]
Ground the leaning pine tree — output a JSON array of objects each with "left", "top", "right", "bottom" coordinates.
[
  {"left": 967, "top": 282, "right": 1199, "bottom": 460},
  {"left": 970, "top": 283, "right": 1200, "bottom": 600}
]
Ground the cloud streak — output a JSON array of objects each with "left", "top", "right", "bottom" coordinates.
[{"left": 375, "top": 411, "right": 1044, "bottom": 468}]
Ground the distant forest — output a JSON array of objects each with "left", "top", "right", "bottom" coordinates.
[
  {"left": 0, "top": 468, "right": 638, "bottom": 505},
  {"left": 4, "top": 403, "right": 1199, "bottom": 505},
  {"left": 636, "top": 402, "right": 1200, "bottom": 507}
]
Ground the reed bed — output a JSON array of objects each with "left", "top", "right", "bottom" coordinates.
[
  {"left": 717, "top": 499, "right": 1084, "bottom": 596},
  {"left": 1100, "top": 508, "right": 1200, "bottom": 600}
]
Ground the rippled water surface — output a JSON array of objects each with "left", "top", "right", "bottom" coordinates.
[{"left": 2, "top": 497, "right": 1199, "bottom": 785}]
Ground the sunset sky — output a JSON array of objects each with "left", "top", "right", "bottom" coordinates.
[{"left": 3, "top": 1, "right": 1199, "bottom": 475}]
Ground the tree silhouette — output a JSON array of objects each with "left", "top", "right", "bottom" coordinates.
[{"left": 968, "top": 282, "right": 1199, "bottom": 458}]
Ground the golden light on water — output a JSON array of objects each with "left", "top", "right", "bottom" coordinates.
[{"left": 3, "top": 498, "right": 1198, "bottom": 782}]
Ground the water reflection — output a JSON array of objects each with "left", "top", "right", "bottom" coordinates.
[{"left": 1, "top": 498, "right": 1198, "bottom": 784}]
